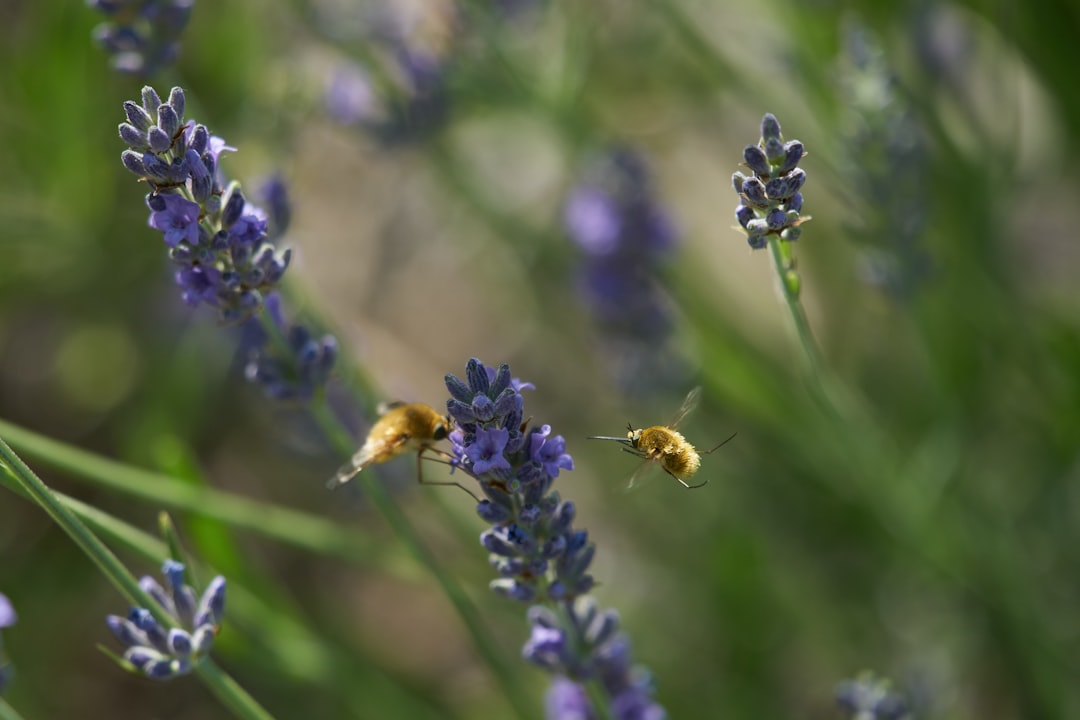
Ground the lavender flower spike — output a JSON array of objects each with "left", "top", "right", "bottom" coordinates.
[
  {"left": 445, "top": 359, "right": 666, "bottom": 719},
  {"left": 564, "top": 149, "right": 684, "bottom": 394},
  {"left": 243, "top": 292, "right": 338, "bottom": 401},
  {"left": 732, "top": 113, "right": 809, "bottom": 250},
  {"left": 117, "top": 85, "right": 292, "bottom": 322},
  {"left": 105, "top": 560, "right": 225, "bottom": 680}
]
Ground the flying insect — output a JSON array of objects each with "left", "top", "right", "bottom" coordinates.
[
  {"left": 328, "top": 401, "right": 452, "bottom": 489},
  {"left": 589, "top": 387, "right": 736, "bottom": 489}
]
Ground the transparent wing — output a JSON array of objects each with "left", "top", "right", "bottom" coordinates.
[
  {"left": 327, "top": 448, "right": 369, "bottom": 489},
  {"left": 625, "top": 456, "right": 660, "bottom": 491},
  {"left": 667, "top": 386, "right": 702, "bottom": 430},
  {"left": 376, "top": 400, "right": 406, "bottom": 415}
]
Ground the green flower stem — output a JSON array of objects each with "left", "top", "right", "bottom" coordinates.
[
  {"left": 0, "top": 436, "right": 168, "bottom": 622},
  {"left": 0, "top": 418, "right": 378, "bottom": 566},
  {"left": 196, "top": 659, "right": 274, "bottom": 720},
  {"left": 767, "top": 236, "right": 825, "bottom": 384},
  {"left": 0, "top": 437, "right": 275, "bottom": 720},
  {"left": 307, "top": 399, "right": 535, "bottom": 720},
  {"left": 0, "top": 697, "right": 26, "bottom": 720}
]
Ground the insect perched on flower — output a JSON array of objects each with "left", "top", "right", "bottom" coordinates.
[
  {"left": 328, "top": 402, "right": 452, "bottom": 488},
  {"left": 589, "top": 387, "right": 736, "bottom": 489}
]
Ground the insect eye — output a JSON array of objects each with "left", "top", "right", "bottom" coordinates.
[{"left": 433, "top": 423, "right": 448, "bottom": 441}]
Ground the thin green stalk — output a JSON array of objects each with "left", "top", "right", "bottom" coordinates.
[
  {"left": 0, "top": 418, "right": 377, "bottom": 565},
  {"left": 308, "top": 399, "right": 536, "bottom": 720},
  {"left": 0, "top": 437, "right": 167, "bottom": 623},
  {"left": 0, "top": 697, "right": 26, "bottom": 720},
  {"left": 0, "top": 437, "right": 275, "bottom": 720},
  {"left": 767, "top": 236, "right": 825, "bottom": 381},
  {"left": 195, "top": 659, "right": 274, "bottom": 720}
]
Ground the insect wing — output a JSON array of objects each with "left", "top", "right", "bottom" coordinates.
[
  {"left": 667, "top": 386, "right": 702, "bottom": 430},
  {"left": 625, "top": 456, "right": 663, "bottom": 491}
]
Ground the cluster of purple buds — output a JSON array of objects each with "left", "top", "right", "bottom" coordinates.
[
  {"left": 732, "top": 113, "right": 809, "bottom": 250},
  {"left": 88, "top": 0, "right": 194, "bottom": 76},
  {"left": 0, "top": 592, "right": 14, "bottom": 693},
  {"left": 105, "top": 560, "right": 225, "bottom": 681},
  {"left": 444, "top": 359, "right": 579, "bottom": 604},
  {"left": 835, "top": 672, "right": 910, "bottom": 720},
  {"left": 243, "top": 293, "right": 338, "bottom": 402},
  {"left": 528, "top": 599, "right": 666, "bottom": 720},
  {"left": 444, "top": 359, "right": 665, "bottom": 719},
  {"left": 118, "top": 86, "right": 291, "bottom": 322}
]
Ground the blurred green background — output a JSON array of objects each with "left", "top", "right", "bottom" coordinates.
[{"left": 2, "top": 0, "right": 1080, "bottom": 718}]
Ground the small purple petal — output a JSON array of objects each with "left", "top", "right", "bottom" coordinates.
[
  {"left": 466, "top": 426, "right": 511, "bottom": 475},
  {"left": 0, "top": 593, "right": 14, "bottom": 628},
  {"left": 546, "top": 677, "right": 596, "bottom": 720},
  {"left": 148, "top": 194, "right": 201, "bottom": 247}
]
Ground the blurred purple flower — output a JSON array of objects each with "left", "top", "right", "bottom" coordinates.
[
  {"left": 836, "top": 672, "right": 910, "bottom": 720},
  {"left": 326, "top": 45, "right": 449, "bottom": 145},
  {"left": 326, "top": 64, "right": 377, "bottom": 126},
  {"left": 546, "top": 677, "right": 595, "bottom": 720},
  {"left": 89, "top": 0, "right": 195, "bottom": 76},
  {"left": 0, "top": 594, "right": 14, "bottom": 629},
  {"left": 243, "top": 293, "right": 338, "bottom": 402},
  {"left": 564, "top": 149, "right": 684, "bottom": 393},
  {"left": 0, "top": 591, "right": 11, "bottom": 694}
]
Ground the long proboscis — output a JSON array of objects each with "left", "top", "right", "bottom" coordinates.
[{"left": 587, "top": 435, "right": 632, "bottom": 443}]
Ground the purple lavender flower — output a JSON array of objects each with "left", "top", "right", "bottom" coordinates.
[
  {"left": 0, "top": 594, "right": 14, "bottom": 630},
  {"left": 546, "top": 676, "right": 596, "bottom": 720},
  {"left": 118, "top": 85, "right": 292, "bottom": 322},
  {"left": 0, "top": 592, "right": 14, "bottom": 693},
  {"left": 836, "top": 672, "right": 910, "bottom": 720},
  {"left": 445, "top": 358, "right": 666, "bottom": 719},
  {"left": 89, "top": 0, "right": 195, "bottom": 76},
  {"left": 467, "top": 426, "right": 512, "bottom": 475},
  {"left": 257, "top": 173, "right": 292, "bottom": 239},
  {"left": 243, "top": 293, "right": 338, "bottom": 402},
  {"left": 564, "top": 149, "right": 684, "bottom": 394},
  {"left": 842, "top": 27, "right": 931, "bottom": 301},
  {"left": 325, "top": 45, "right": 449, "bottom": 145},
  {"left": 732, "top": 114, "right": 809, "bottom": 249},
  {"left": 105, "top": 560, "right": 225, "bottom": 681},
  {"left": 148, "top": 193, "right": 201, "bottom": 247}
]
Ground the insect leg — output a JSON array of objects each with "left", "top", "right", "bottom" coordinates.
[
  {"left": 663, "top": 466, "right": 708, "bottom": 489},
  {"left": 415, "top": 447, "right": 482, "bottom": 503},
  {"left": 700, "top": 431, "right": 737, "bottom": 455}
]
